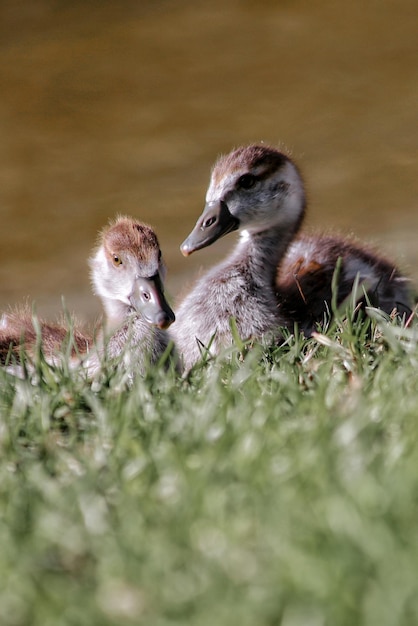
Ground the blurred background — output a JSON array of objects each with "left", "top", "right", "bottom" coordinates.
[{"left": 0, "top": 0, "right": 417, "bottom": 323}]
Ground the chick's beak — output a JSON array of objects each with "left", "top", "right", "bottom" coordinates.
[
  {"left": 130, "top": 274, "right": 175, "bottom": 329},
  {"left": 180, "top": 200, "right": 239, "bottom": 256}
]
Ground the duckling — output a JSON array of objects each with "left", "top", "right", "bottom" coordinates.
[
  {"left": 0, "top": 307, "right": 90, "bottom": 367},
  {"left": 1, "top": 216, "right": 175, "bottom": 377},
  {"left": 86, "top": 215, "right": 175, "bottom": 375},
  {"left": 173, "top": 144, "right": 411, "bottom": 370}
]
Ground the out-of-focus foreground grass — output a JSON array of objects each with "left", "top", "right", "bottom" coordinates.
[{"left": 1, "top": 308, "right": 418, "bottom": 626}]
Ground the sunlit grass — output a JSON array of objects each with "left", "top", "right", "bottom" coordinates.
[{"left": 1, "top": 308, "right": 418, "bottom": 626}]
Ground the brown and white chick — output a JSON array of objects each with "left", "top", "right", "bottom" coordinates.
[
  {"left": 86, "top": 215, "right": 175, "bottom": 375},
  {"left": 172, "top": 144, "right": 411, "bottom": 371},
  {"left": 1, "top": 216, "right": 175, "bottom": 377}
]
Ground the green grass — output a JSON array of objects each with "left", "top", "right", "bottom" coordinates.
[{"left": 1, "top": 308, "right": 418, "bottom": 626}]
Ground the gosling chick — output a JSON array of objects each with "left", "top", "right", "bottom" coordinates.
[
  {"left": 1, "top": 216, "right": 175, "bottom": 377},
  {"left": 172, "top": 144, "right": 411, "bottom": 370}
]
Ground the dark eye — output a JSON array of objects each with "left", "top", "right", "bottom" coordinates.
[
  {"left": 113, "top": 255, "right": 122, "bottom": 266},
  {"left": 237, "top": 174, "right": 257, "bottom": 190},
  {"left": 142, "top": 291, "right": 151, "bottom": 301}
]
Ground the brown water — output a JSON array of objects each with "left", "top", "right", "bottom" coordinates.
[{"left": 1, "top": 0, "right": 417, "bottom": 322}]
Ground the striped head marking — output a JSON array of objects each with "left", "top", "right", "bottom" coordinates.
[
  {"left": 207, "top": 145, "right": 289, "bottom": 201},
  {"left": 205, "top": 144, "right": 306, "bottom": 233}
]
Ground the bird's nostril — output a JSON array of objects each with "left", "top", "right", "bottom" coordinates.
[{"left": 203, "top": 216, "right": 216, "bottom": 229}]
